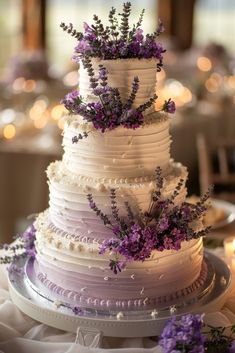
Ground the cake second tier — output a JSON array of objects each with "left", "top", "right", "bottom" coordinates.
[{"left": 63, "top": 113, "right": 171, "bottom": 179}]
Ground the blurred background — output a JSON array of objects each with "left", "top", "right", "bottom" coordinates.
[{"left": 1, "top": 0, "right": 235, "bottom": 243}]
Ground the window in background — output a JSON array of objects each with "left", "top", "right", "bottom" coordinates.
[
  {"left": 46, "top": 0, "right": 158, "bottom": 73},
  {"left": 194, "top": 0, "right": 235, "bottom": 53},
  {"left": 0, "top": 0, "right": 22, "bottom": 73}
]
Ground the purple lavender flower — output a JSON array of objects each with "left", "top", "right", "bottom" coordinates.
[
  {"left": 7, "top": 263, "right": 23, "bottom": 275},
  {"left": 163, "top": 98, "right": 176, "bottom": 114},
  {"left": 134, "top": 28, "right": 144, "bottom": 42},
  {"left": 72, "top": 306, "right": 83, "bottom": 315},
  {"left": 83, "top": 22, "right": 97, "bottom": 41},
  {"left": 156, "top": 19, "right": 165, "bottom": 35},
  {"left": 22, "top": 224, "right": 36, "bottom": 258},
  {"left": 160, "top": 314, "right": 205, "bottom": 353},
  {"left": 109, "top": 259, "right": 126, "bottom": 274},
  {"left": 122, "top": 109, "right": 144, "bottom": 129},
  {"left": 75, "top": 39, "right": 91, "bottom": 53},
  {"left": 230, "top": 341, "right": 235, "bottom": 353}
]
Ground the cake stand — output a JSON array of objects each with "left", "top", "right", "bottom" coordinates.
[{"left": 8, "top": 251, "right": 231, "bottom": 344}]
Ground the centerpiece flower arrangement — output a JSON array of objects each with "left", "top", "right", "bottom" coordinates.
[
  {"left": 61, "top": 2, "right": 176, "bottom": 140},
  {"left": 87, "top": 167, "right": 210, "bottom": 274},
  {"left": 160, "top": 314, "right": 235, "bottom": 353}
]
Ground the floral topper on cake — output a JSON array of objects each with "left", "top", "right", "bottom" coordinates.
[
  {"left": 61, "top": 2, "right": 165, "bottom": 65},
  {"left": 87, "top": 167, "right": 211, "bottom": 274}
]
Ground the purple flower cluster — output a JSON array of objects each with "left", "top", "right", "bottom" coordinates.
[
  {"left": 0, "top": 223, "right": 36, "bottom": 276},
  {"left": 163, "top": 98, "right": 176, "bottom": 114},
  {"left": 160, "top": 314, "right": 205, "bottom": 353},
  {"left": 100, "top": 224, "right": 156, "bottom": 263},
  {"left": 61, "top": 3, "right": 165, "bottom": 66},
  {"left": 88, "top": 168, "right": 210, "bottom": 274},
  {"left": 62, "top": 60, "right": 175, "bottom": 135},
  {"left": 160, "top": 314, "right": 235, "bottom": 353},
  {"left": 21, "top": 224, "right": 36, "bottom": 259},
  {"left": 62, "top": 64, "right": 154, "bottom": 133},
  {"left": 72, "top": 306, "right": 83, "bottom": 315},
  {"left": 73, "top": 24, "right": 165, "bottom": 64}
]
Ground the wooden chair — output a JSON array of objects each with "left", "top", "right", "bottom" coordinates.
[{"left": 197, "top": 133, "right": 235, "bottom": 201}]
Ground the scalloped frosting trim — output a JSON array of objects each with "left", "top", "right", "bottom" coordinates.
[{"left": 46, "top": 160, "right": 187, "bottom": 191}]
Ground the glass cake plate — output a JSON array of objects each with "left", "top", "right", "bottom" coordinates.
[{"left": 8, "top": 251, "right": 231, "bottom": 338}]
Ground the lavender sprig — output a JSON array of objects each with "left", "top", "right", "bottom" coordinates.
[
  {"left": 87, "top": 194, "right": 112, "bottom": 226},
  {"left": 119, "top": 2, "right": 131, "bottom": 42},
  {"left": 0, "top": 224, "right": 36, "bottom": 274},
  {"left": 72, "top": 131, "right": 89, "bottom": 143},
  {"left": 124, "top": 201, "right": 135, "bottom": 222},
  {"left": 60, "top": 22, "right": 83, "bottom": 40},
  {"left": 123, "top": 76, "right": 139, "bottom": 111},
  {"left": 110, "top": 189, "right": 121, "bottom": 223},
  {"left": 137, "top": 94, "right": 158, "bottom": 113},
  {"left": 81, "top": 56, "right": 99, "bottom": 89},
  {"left": 108, "top": 7, "right": 119, "bottom": 38}
]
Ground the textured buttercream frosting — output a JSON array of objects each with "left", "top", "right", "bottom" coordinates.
[
  {"left": 63, "top": 113, "right": 171, "bottom": 179},
  {"left": 46, "top": 159, "right": 187, "bottom": 239},
  {"left": 34, "top": 211, "right": 205, "bottom": 310},
  {"left": 33, "top": 57, "right": 205, "bottom": 312},
  {"left": 79, "top": 58, "right": 157, "bottom": 112}
]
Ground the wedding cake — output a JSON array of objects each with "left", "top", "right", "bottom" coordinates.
[{"left": 33, "top": 3, "right": 209, "bottom": 314}]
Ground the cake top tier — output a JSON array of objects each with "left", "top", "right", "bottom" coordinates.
[
  {"left": 79, "top": 58, "right": 157, "bottom": 111},
  {"left": 61, "top": 2, "right": 176, "bottom": 135}
]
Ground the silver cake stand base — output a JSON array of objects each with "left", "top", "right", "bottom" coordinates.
[{"left": 8, "top": 252, "right": 231, "bottom": 339}]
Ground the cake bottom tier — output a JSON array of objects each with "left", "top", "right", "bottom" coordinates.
[{"left": 34, "top": 212, "right": 206, "bottom": 311}]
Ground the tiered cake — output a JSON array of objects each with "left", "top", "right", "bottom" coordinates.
[
  {"left": 34, "top": 58, "right": 206, "bottom": 312},
  {"left": 33, "top": 4, "right": 208, "bottom": 313}
]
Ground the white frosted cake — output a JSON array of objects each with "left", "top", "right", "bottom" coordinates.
[
  {"left": 33, "top": 5, "right": 208, "bottom": 314},
  {"left": 33, "top": 58, "right": 207, "bottom": 312}
]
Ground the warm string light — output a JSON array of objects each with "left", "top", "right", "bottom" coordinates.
[
  {"left": 51, "top": 104, "right": 66, "bottom": 120},
  {"left": 156, "top": 80, "right": 192, "bottom": 109},
  {"left": 12, "top": 77, "right": 37, "bottom": 93},
  {"left": 63, "top": 70, "right": 79, "bottom": 86},
  {"left": 204, "top": 74, "right": 235, "bottom": 94},
  {"left": 3, "top": 124, "right": 16, "bottom": 139},
  {"left": 197, "top": 56, "right": 212, "bottom": 72}
]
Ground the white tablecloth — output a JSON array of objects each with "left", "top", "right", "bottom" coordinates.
[{"left": 0, "top": 249, "right": 235, "bottom": 353}]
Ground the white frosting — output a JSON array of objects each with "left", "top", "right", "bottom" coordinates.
[
  {"left": 79, "top": 58, "right": 157, "bottom": 112},
  {"left": 32, "top": 57, "right": 205, "bottom": 311},
  {"left": 46, "top": 160, "right": 187, "bottom": 239},
  {"left": 63, "top": 113, "right": 171, "bottom": 178},
  {"left": 35, "top": 211, "right": 204, "bottom": 304}
]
